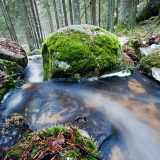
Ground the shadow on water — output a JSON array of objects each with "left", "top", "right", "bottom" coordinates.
[{"left": 1, "top": 59, "right": 160, "bottom": 160}]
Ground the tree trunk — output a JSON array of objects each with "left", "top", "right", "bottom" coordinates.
[
  {"left": 52, "top": 0, "right": 59, "bottom": 29},
  {"left": 98, "top": 0, "right": 101, "bottom": 26},
  {"left": 62, "top": 0, "right": 68, "bottom": 26},
  {"left": 68, "top": 0, "right": 73, "bottom": 25},
  {"left": 115, "top": 0, "right": 120, "bottom": 25},
  {"left": 16, "top": 0, "right": 35, "bottom": 50},
  {"left": 33, "top": 0, "right": 44, "bottom": 43},
  {"left": 91, "top": 0, "right": 97, "bottom": 25},
  {"left": 27, "top": 0, "right": 39, "bottom": 48},
  {"left": 0, "top": 0, "right": 18, "bottom": 42},
  {"left": 107, "top": 0, "right": 115, "bottom": 32},
  {"left": 58, "top": 0, "right": 64, "bottom": 27},
  {"left": 119, "top": 0, "right": 138, "bottom": 28},
  {"left": 29, "top": 0, "right": 43, "bottom": 48},
  {"left": 46, "top": 0, "right": 54, "bottom": 32},
  {"left": 73, "top": 0, "right": 81, "bottom": 24}
]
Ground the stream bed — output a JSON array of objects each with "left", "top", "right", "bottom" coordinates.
[{"left": 1, "top": 59, "right": 160, "bottom": 160}]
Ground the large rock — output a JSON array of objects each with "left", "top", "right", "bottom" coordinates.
[
  {"left": 0, "top": 38, "right": 28, "bottom": 101},
  {"left": 0, "top": 38, "right": 28, "bottom": 77},
  {"left": 137, "top": 0, "right": 160, "bottom": 22},
  {"left": 42, "top": 24, "right": 128, "bottom": 81}
]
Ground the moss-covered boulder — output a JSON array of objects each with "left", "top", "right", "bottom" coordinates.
[
  {"left": 0, "top": 38, "right": 28, "bottom": 69},
  {"left": 141, "top": 49, "right": 160, "bottom": 77},
  {"left": 42, "top": 24, "right": 128, "bottom": 81},
  {"left": 136, "top": 0, "right": 160, "bottom": 22}
]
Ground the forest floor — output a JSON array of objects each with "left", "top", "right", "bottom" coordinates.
[{"left": 115, "top": 16, "right": 160, "bottom": 38}]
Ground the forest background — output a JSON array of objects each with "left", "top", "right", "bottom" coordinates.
[{"left": 0, "top": 0, "right": 158, "bottom": 52}]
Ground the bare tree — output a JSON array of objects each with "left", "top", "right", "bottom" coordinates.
[
  {"left": 119, "top": 0, "right": 138, "bottom": 28},
  {"left": 16, "top": 0, "right": 35, "bottom": 50},
  {"left": 68, "top": 0, "right": 73, "bottom": 24},
  {"left": 0, "top": 0, "right": 18, "bottom": 42},
  {"left": 52, "top": 0, "right": 59, "bottom": 29},
  {"left": 46, "top": 0, "right": 54, "bottom": 32},
  {"left": 62, "top": 0, "right": 68, "bottom": 26},
  {"left": 107, "top": 0, "right": 115, "bottom": 32},
  {"left": 91, "top": 0, "right": 97, "bottom": 25},
  {"left": 73, "top": 0, "right": 81, "bottom": 24}
]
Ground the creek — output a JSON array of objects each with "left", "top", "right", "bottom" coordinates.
[{"left": 1, "top": 58, "right": 160, "bottom": 160}]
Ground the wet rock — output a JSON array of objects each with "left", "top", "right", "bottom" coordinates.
[
  {"left": 136, "top": 0, "right": 160, "bottom": 22},
  {"left": 0, "top": 38, "right": 28, "bottom": 69},
  {"left": 0, "top": 113, "right": 30, "bottom": 150},
  {"left": 139, "top": 44, "right": 160, "bottom": 56},
  {"left": 42, "top": 24, "right": 130, "bottom": 81},
  {"left": 141, "top": 49, "right": 160, "bottom": 80},
  {"left": 151, "top": 67, "right": 160, "bottom": 81},
  {"left": 0, "top": 38, "right": 28, "bottom": 101},
  {"left": 123, "top": 45, "right": 140, "bottom": 61}
]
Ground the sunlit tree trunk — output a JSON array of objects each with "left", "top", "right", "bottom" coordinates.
[
  {"left": 119, "top": 0, "right": 138, "bottom": 28},
  {"left": 0, "top": 0, "right": 18, "bottom": 42},
  {"left": 73, "top": 0, "right": 81, "bottom": 24}
]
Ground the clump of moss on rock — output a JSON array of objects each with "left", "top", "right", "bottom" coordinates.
[
  {"left": 0, "top": 59, "right": 23, "bottom": 78},
  {"left": 0, "top": 71, "right": 15, "bottom": 101},
  {"left": 141, "top": 49, "right": 160, "bottom": 75},
  {"left": 42, "top": 24, "right": 128, "bottom": 81},
  {"left": 4, "top": 125, "right": 101, "bottom": 160}
]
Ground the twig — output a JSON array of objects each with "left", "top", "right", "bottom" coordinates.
[{"left": 70, "top": 116, "right": 87, "bottom": 124}]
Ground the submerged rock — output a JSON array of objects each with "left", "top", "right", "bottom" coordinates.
[{"left": 42, "top": 24, "right": 129, "bottom": 81}]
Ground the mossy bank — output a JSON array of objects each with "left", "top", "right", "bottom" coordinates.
[{"left": 42, "top": 24, "right": 128, "bottom": 81}]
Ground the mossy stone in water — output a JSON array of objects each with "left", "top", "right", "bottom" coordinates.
[
  {"left": 141, "top": 49, "right": 160, "bottom": 75},
  {"left": 0, "top": 59, "right": 23, "bottom": 78},
  {"left": 42, "top": 24, "right": 125, "bottom": 81}
]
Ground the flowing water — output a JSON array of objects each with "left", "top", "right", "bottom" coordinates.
[{"left": 1, "top": 59, "right": 160, "bottom": 160}]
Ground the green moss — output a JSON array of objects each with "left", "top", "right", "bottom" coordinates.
[
  {"left": 0, "top": 87, "right": 7, "bottom": 100},
  {"left": 40, "top": 126, "right": 69, "bottom": 136},
  {"left": 42, "top": 25, "right": 124, "bottom": 81},
  {"left": 5, "top": 125, "right": 100, "bottom": 159},
  {"left": 141, "top": 49, "right": 160, "bottom": 74},
  {"left": 129, "top": 39, "right": 140, "bottom": 48},
  {"left": 0, "top": 75, "right": 15, "bottom": 101},
  {"left": 0, "top": 60, "right": 23, "bottom": 78},
  {"left": 63, "top": 148, "right": 81, "bottom": 158},
  {"left": 31, "top": 148, "right": 38, "bottom": 155},
  {"left": 114, "top": 23, "right": 130, "bottom": 35}
]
